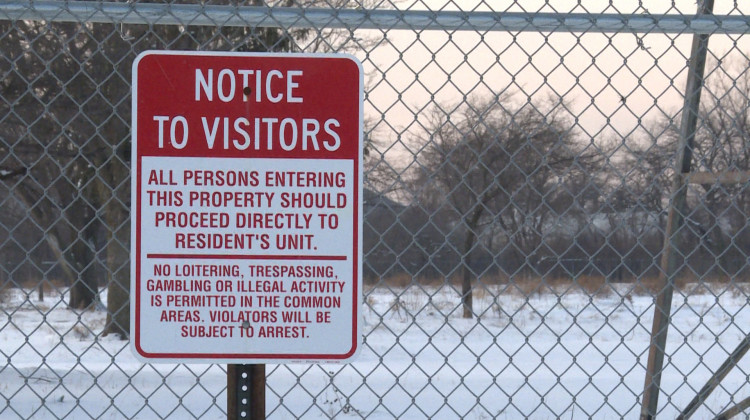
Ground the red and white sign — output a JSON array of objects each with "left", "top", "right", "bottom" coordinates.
[{"left": 130, "top": 51, "right": 363, "bottom": 363}]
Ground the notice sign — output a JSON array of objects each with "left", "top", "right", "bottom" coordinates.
[{"left": 130, "top": 51, "right": 363, "bottom": 363}]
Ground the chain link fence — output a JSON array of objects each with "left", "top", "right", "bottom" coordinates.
[{"left": 2, "top": 0, "right": 750, "bottom": 418}]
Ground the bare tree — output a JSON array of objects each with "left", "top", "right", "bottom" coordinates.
[
  {"left": 412, "top": 95, "right": 582, "bottom": 317},
  {"left": 690, "top": 57, "right": 750, "bottom": 275},
  {"left": 606, "top": 54, "right": 750, "bottom": 280}
]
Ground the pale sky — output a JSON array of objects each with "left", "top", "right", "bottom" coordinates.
[{"left": 354, "top": 0, "right": 750, "bottom": 168}]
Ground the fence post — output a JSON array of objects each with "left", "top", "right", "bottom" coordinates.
[
  {"left": 676, "top": 335, "right": 750, "bottom": 419},
  {"left": 639, "top": 1, "right": 714, "bottom": 419},
  {"left": 227, "top": 364, "right": 265, "bottom": 420}
]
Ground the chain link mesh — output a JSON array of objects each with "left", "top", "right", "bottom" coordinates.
[{"left": 1, "top": 0, "right": 750, "bottom": 418}]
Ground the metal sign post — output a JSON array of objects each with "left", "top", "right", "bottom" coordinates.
[{"left": 227, "top": 364, "right": 264, "bottom": 420}]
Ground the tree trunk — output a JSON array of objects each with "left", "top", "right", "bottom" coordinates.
[
  {"left": 44, "top": 234, "right": 78, "bottom": 290},
  {"left": 103, "top": 204, "right": 130, "bottom": 338},
  {"left": 103, "top": 259, "right": 129, "bottom": 338},
  {"left": 461, "top": 209, "right": 483, "bottom": 318},
  {"left": 65, "top": 190, "right": 100, "bottom": 310},
  {"left": 461, "top": 252, "right": 474, "bottom": 318},
  {"left": 10, "top": 183, "right": 93, "bottom": 307},
  {"left": 66, "top": 237, "right": 98, "bottom": 310}
]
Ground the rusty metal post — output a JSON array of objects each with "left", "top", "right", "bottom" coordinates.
[
  {"left": 676, "top": 335, "right": 750, "bottom": 419},
  {"left": 639, "top": 1, "right": 714, "bottom": 419},
  {"left": 713, "top": 394, "right": 750, "bottom": 420},
  {"left": 671, "top": 179, "right": 750, "bottom": 419},
  {"left": 228, "top": 364, "right": 266, "bottom": 420}
]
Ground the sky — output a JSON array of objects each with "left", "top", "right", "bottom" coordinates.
[{"left": 352, "top": 0, "right": 750, "bottom": 170}]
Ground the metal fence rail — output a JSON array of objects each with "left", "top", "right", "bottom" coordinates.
[
  {"left": 2, "top": 1, "right": 750, "bottom": 419},
  {"left": 4, "top": 1, "right": 750, "bottom": 34}
]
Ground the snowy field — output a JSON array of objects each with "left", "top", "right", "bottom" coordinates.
[{"left": 2, "top": 283, "right": 750, "bottom": 419}]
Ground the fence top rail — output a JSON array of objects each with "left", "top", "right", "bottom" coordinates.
[{"left": 2, "top": 1, "right": 750, "bottom": 34}]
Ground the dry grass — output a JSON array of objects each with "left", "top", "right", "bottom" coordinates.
[
  {"left": 0, "top": 287, "right": 8, "bottom": 306},
  {"left": 72, "top": 324, "right": 92, "bottom": 340},
  {"left": 371, "top": 272, "right": 750, "bottom": 298},
  {"left": 366, "top": 273, "right": 450, "bottom": 289}
]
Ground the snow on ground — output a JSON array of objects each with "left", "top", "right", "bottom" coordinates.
[{"left": 2, "top": 283, "right": 750, "bottom": 419}]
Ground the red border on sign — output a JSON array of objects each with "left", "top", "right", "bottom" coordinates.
[{"left": 130, "top": 51, "right": 363, "bottom": 363}]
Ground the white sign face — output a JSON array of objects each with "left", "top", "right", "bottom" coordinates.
[{"left": 130, "top": 51, "right": 362, "bottom": 363}]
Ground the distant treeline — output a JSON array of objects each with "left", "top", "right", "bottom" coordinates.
[{"left": 363, "top": 189, "right": 750, "bottom": 284}]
